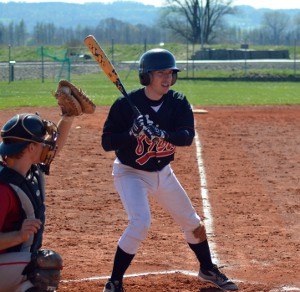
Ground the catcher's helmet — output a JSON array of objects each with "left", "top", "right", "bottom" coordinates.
[
  {"left": 139, "top": 48, "right": 180, "bottom": 86},
  {"left": 0, "top": 113, "right": 56, "bottom": 156}
]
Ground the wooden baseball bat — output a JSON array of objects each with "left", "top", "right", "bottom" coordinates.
[{"left": 84, "top": 35, "right": 141, "bottom": 117}]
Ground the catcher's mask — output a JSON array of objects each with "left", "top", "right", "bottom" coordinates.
[
  {"left": 0, "top": 113, "right": 59, "bottom": 174},
  {"left": 139, "top": 48, "right": 180, "bottom": 86}
]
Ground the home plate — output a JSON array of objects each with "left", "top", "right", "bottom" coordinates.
[{"left": 192, "top": 109, "right": 208, "bottom": 114}]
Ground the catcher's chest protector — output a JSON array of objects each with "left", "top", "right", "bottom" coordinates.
[{"left": 0, "top": 163, "right": 46, "bottom": 253}]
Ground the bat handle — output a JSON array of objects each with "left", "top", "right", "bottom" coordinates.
[
  {"left": 127, "top": 98, "right": 142, "bottom": 116},
  {"left": 132, "top": 105, "right": 142, "bottom": 117},
  {"left": 119, "top": 84, "right": 142, "bottom": 117}
]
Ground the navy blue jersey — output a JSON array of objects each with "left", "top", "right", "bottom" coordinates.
[{"left": 102, "top": 88, "right": 195, "bottom": 172}]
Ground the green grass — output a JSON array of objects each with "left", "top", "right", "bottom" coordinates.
[
  {"left": 0, "top": 72, "right": 299, "bottom": 109},
  {"left": 178, "top": 80, "right": 300, "bottom": 105},
  {"left": 0, "top": 43, "right": 191, "bottom": 62},
  {"left": 1, "top": 43, "right": 300, "bottom": 62}
]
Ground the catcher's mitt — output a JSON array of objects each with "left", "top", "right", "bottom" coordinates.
[{"left": 54, "top": 80, "right": 96, "bottom": 116}]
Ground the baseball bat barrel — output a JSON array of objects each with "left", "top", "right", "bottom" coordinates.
[{"left": 84, "top": 35, "right": 141, "bottom": 117}]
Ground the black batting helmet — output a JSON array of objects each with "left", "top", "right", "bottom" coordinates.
[
  {"left": 0, "top": 113, "right": 59, "bottom": 174},
  {"left": 0, "top": 113, "right": 46, "bottom": 156},
  {"left": 0, "top": 113, "right": 57, "bottom": 156},
  {"left": 139, "top": 48, "right": 180, "bottom": 86}
]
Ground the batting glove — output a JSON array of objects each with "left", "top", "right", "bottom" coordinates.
[
  {"left": 144, "top": 125, "right": 169, "bottom": 141},
  {"left": 129, "top": 115, "right": 146, "bottom": 137}
]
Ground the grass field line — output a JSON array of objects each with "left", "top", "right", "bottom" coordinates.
[
  {"left": 60, "top": 269, "right": 238, "bottom": 284},
  {"left": 194, "top": 130, "right": 219, "bottom": 265},
  {"left": 61, "top": 269, "right": 198, "bottom": 282}
]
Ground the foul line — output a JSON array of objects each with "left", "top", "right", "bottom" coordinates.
[
  {"left": 61, "top": 270, "right": 198, "bottom": 283},
  {"left": 194, "top": 130, "right": 218, "bottom": 265}
]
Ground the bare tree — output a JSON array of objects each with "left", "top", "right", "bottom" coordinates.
[
  {"left": 161, "top": 0, "right": 234, "bottom": 45},
  {"left": 261, "top": 11, "right": 289, "bottom": 45}
]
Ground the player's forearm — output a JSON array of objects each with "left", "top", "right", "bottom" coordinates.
[
  {"left": 0, "top": 231, "right": 25, "bottom": 250},
  {"left": 55, "top": 115, "right": 74, "bottom": 156},
  {"left": 166, "top": 128, "right": 195, "bottom": 146},
  {"left": 102, "top": 131, "right": 132, "bottom": 151}
]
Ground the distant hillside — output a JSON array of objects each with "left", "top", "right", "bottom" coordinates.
[
  {"left": 225, "top": 5, "right": 300, "bottom": 29},
  {"left": 0, "top": 2, "right": 299, "bottom": 32},
  {"left": 0, "top": 1, "right": 160, "bottom": 31}
]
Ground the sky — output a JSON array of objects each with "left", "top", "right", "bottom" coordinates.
[{"left": 1, "top": 0, "right": 300, "bottom": 9}]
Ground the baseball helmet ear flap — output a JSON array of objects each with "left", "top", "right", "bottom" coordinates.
[
  {"left": 139, "top": 72, "right": 151, "bottom": 86},
  {"left": 171, "top": 72, "right": 177, "bottom": 86},
  {"left": 139, "top": 71, "right": 178, "bottom": 86}
]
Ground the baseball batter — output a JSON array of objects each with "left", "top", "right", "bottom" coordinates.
[{"left": 101, "top": 48, "right": 238, "bottom": 291}]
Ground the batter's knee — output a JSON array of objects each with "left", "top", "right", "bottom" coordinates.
[
  {"left": 184, "top": 222, "right": 207, "bottom": 244},
  {"left": 129, "top": 217, "right": 151, "bottom": 240},
  {"left": 119, "top": 218, "right": 151, "bottom": 254}
]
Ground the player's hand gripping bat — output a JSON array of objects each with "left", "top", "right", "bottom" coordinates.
[{"left": 84, "top": 35, "right": 141, "bottom": 117}]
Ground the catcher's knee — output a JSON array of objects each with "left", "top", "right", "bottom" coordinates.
[{"left": 23, "top": 249, "right": 63, "bottom": 292}]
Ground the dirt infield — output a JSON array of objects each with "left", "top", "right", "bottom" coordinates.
[{"left": 1, "top": 105, "right": 299, "bottom": 291}]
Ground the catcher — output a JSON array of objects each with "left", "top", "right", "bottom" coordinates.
[{"left": 0, "top": 80, "right": 95, "bottom": 292}]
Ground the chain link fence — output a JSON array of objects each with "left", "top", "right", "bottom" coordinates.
[{"left": 1, "top": 44, "right": 299, "bottom": 82}]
